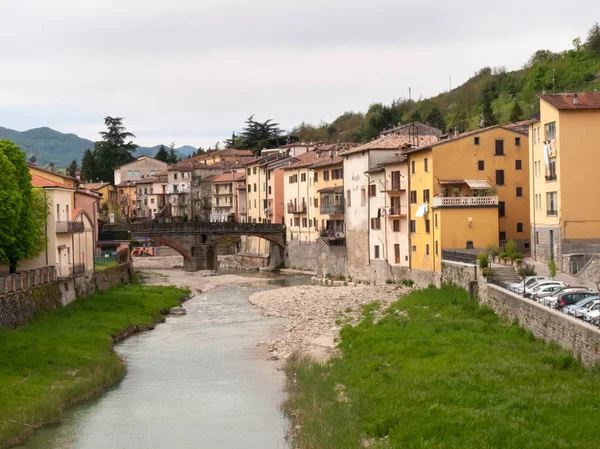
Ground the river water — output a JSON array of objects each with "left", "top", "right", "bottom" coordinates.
[{"left": 18, "top": 273, "right": 307, "bottom": 449}]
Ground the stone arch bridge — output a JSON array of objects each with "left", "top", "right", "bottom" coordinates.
[{"left": 131, "top": 222, "right": 286, "bottom": 271}]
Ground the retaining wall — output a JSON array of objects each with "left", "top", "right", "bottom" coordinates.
[{"left": 285, "top": 240, "right": 346, "bottom": 276}]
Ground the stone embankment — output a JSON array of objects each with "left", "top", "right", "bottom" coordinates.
[{"left": 249, "top": 284, "right": 411, "bottom": 361}]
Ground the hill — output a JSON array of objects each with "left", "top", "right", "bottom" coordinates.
[
  {"left": 0, "top": 127, "right": 191, "bottom": 167},
  {"left": 291, "top": 23, "right": 600, "bottom": 143}
]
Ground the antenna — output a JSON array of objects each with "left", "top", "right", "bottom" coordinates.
[{"left": 408, "top": 87, "right": 412, "bottom": 101}]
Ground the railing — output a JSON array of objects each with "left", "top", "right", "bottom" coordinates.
[
  {"left": 287, "top": 202, "right": 307, "bottom": 214},
  {"left": 387, "top": 205, "right": 408, "bottom": 216},
  {"left": 547, "top": 210, "right": 558, "bottom": 217},
  {"left": 441, "top": 250, "right": 477, "bottom": 265},
  {"left": 433, "top": 196, "right": 498, "bottom": 208},
  {"left": 320, "top": 204, "right": 344, "bottom": 215},
  {"left": 56, "top": 221, "right": 85, "bottom": 234},
  {"left": 382, "top": 180, "right": 407, "bottom": 192},
  {"left": 131, "top": 221, "right": 285, "bottom": 234},
  {"left": 98, "top": 230, "right": 130, "bottom": 241}
]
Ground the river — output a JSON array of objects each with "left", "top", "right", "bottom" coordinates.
[{"left": 17, "top": 272, "right": 309, "bottom": 449}]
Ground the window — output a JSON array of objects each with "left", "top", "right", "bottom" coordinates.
[
  {"left": 496, "top": 170, "right": 504, "bottom": 185},
  {"left": 301, "top": 173, "right": 306, "bottom": 182},
  {"left": 547, "top": 157, "right": 557, "bottom": 180},
  {"left": 151, "top": 198, "right": 154, "bottom": 204},
  {"left": 174, "top": 173, "right": 178, "bottom": 180},
  {"left": 474, "top": 137, "right": 480, "bottom": 145},
  {"left": 294, "top": 217, "right": 300, "bottom": 227},
  {"left": 515, "top": 160, "right": 522, "bottom": 170},
  {"left": 498, "top": 201, "right": 506, "bottom": 217},
  {"left": 313, "top": 218, "right": 317, "bottom": 229},
  {"left": 517, "top": 223, "right": 524, "bottom": 233},
  {"left": 515, "top": 137, "right": 521, "bottom": 146},
  {"left": 262, "top": 183, "right": 266, "bottom": 191},
  {"left": 410, "top": 220, "right": 416, "bottom": 233},
  {"left": 323, "top": 170, "right": 330, "bottom": 181},
  {"left": 435, "top": 213, "right": 438, "bottom": 228},
  {"left": 253, "top": 167, "right": 257, "bottom": 175},
  {"left": 369, "top": 184, "right": 376, "bottom": 197},
  {"left": 247, "top": 185, "right": 251, "bottom": 192},
  {"left": 247, "top": 168, "right": 251, "bottom": 176},
  {"left": 346, "top": 189, "right": 351, "bottom": 207},
  {"left": 411, "top": 161, "right": 416, "bottom": 174},
  {"left": 547, "top": 192, "right": 558, "bottom": 216},
  {"left": 361, "top": 188, "right": 366, "bottom": 206},
  {"left": 478, "top": 160, "right": 484, "bottom": 171},
  {"left": 302, "top": 218, "right": 308, "bottom": 228},
  {"left": 435, "top": 240, "right": 439, "bottom": 256},
  {"left": 499, "top": 231, "right": 506, "bottom": 242},
  {"left": 253, "top": 183, "right": 257, "bottom": 192},
  {"left": 332, "top": 169, "right": 343, "bottom": 179},
  {"left": 516, "top": 187, "right": 523, "bottom": 197},
  {"left": 412, "top": 245, "right": 417, "bottom": 253},
  {"left": 410, "top": 191, "right": 417, "bottom": 204},
  {"left": 144, "top": 198, "right": 148, "bottom": 205},
  {"left": 391, "top": 171, "right": 401, "bottom": 190},
  {"left": 535, "top": 232, "right": 539, "bottom": 245},
  {"left": 545, "top": 122, "right": 556, "bottom": 141},
  {"left": 426, "top": 244, "right": 430, "bottom": 256},
  {"left": 394, "top": 244, "right": 400, "bottom": 264},
  {"left": 314, "top": 198, "right": 319, "bottom": 208},
  {"left": 393, "top": 220, "right": 400, "bottom": 232},
  {"left": 424, "top": 158, "right": 429, "bottom": 172},
  {"left": 127, "top": 170, "right": 133, "bottom": 177},
  {"left": 268, "top": 186, "right": 272, "bottom": 195},
  {"left": 370, "top": 217, "right": 381, "bottom": 230},
  {"left": 495, "top": 140, "right": 504, "bottom": 156},
  {"left": 425, "top": 219, "right": 431, "bottom": 234},
  {"left": 290, "top": 218, "right": 293, "bottom": 227},
  {"left": 423, "top": 189, "right": 430, "bottom": 203},
  {"left": 374, "top": 245, "right": 380, "bottom": 259},
  {"left": 314, "top": 172, "right": 318, "bottom": 182},
  {"left": 254, "top": 199, "right": 256, "bottom": 208},
  {"left": 56, "top": 203, "right": 60, "bottom": 221}
]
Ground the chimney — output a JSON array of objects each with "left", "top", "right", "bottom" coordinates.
[{"left": 573, "top": 93, "right": 578, "bottom": 105}]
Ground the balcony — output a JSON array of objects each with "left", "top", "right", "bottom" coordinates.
[
  {"left": 320, "top": 204, "right": 344, "bottom": 215},
  {"left": 386, "top": 205, "right": 408, "bottom": 217},
  {"left": 56, "top": 221, "right": 85, "bottom": 234},
  {"left": 381, "top": 180, "right": 407, "bottom": 192},
  {"left": 287, "top": 201, "right": 307, "bottom": 214},
  {"left": 547, "top": 209, "right": 558, "bottom": 217},
  {"left": 432, "top": 196, "right": 499, "bottom": 208}
]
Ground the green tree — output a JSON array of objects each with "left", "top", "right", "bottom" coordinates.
[
  {"left": 88, "top": 117, "right": 138, "bottom": 182},
  {"left": 66, "top": 159, "right": 79, "bottom": 178},
  {"left": 424, "top": 108, "right": 446, "bottom": 132},
  {"left": 0, "top": 140, "right": 48, "bottom": 273},
  {"left": 586, "top": 22, "right": 600, "bottom": 54},
  {"left": 167, "top": 143, "right": 179, "bottom": 164},
  {"left": 239, "top": 116, "right": 284, "bottom": 153},
  {"left": 155, "top": 145, "right": 170, "bottom": 163},
  {"left": 480, "top": 96, "right": 498, "bottom": 127},
  {"left": 508, "top": 99, "right": 524, "bottom": 123},
  {"left": 409, "top": 110, "right": 422, "bottom": 123},
  {"left": 224, "top": 132, "right": 244, "bottom": 149},
  {"left": 81, "top": 149, "right": 96, "bottom": 181}
]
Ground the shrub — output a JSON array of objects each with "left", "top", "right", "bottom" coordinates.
[
  {"left": 518, "top": 263, "right": 537, "bottom": 277},
  {"left": 482, "top": 267, "right": 493, "bottom": 277},
  {"left": 487, "top": 244, "right": 500, "bottom": 260},
  {"left": 505, "top": 239, "right": 518, "bottom": 255},
  {"left": 548, "top": 259, "right": 557, "bottom": 278},
  {"left": 400, "top": 279, "right": 415, "bottom": 287},
  {"left": 477, "top": 252, "right": 489, "bottom": 269}
]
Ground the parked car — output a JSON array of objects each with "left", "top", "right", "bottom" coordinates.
[
  {"left": 525, "top": 281, "right": 566, "bottom": 298},
  {"left": 546, "top": 291, "right": 598, "bottom": 309},
  {"left": 531, "top": 284, "right": 564, "bottom": 301},
  {"left": 536, "top": 286, "right": 593, "bottom": 303},
  {"left": 563, "top": 296, "right": 600, "bottom": 316},
  {"left": 508, "top": 276, "right": 548, "bottom": 293},
  {"left": 580, "top": 300, "right": 600, "bottom": 323}
]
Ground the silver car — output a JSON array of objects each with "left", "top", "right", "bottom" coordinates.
[{"left": 564, "top": 295, "right": 600, "bottom": 316}]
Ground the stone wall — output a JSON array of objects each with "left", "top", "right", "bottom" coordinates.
[
  {"left": 95, "top": 262, "right": 133, "bottom": 291},
  {"left": 577, "top": 256, "right": 600, "bottom": 285},
  {"left": 478, "top": 282, "right": 600, "bottom": 366},
  {"left": 235, "top": 254, "right": 270, "bottom": 268},
  {"left": 286, "top": 240, "right": 346, "bottom": 276},
  {"left": 0, "top": 283, "right": 62, "bottom": 328},
  {"left": 440, "top": 261, "right": 477, "bottom": 292}
]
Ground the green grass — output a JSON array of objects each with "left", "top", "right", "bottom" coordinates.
[
  {"left": 94, "top": 261, "right": 118, "bottom": 271},
  {"left": 284, "top": 285, "right": 600, "bottom": 449},
  {"left": 0, "top": 284, "right": 188, "bottom": 448}
]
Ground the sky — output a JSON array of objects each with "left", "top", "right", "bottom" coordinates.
[{"left": 0, "top": 0, "right": 595, "bottom": 148}]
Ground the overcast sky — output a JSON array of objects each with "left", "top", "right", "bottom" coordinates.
[{"left": 0, "top": 0, "right": 594, "bottom": 148}]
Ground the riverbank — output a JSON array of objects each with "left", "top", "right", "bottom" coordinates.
[
  {"left": 284, "top": 284, "right": 600, "bottom": 449},
  {"left": 248, "top": 283, "right": 411, "bottom": 361},
  {"left": 0, "top": 284, "right": 188, "bottom": 449}
]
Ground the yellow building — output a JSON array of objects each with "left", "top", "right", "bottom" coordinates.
[
  {"left": 82, "top": 182, "right": 117, "bottom": 217},
  {"left": 195, "top": 148, "right": 254, "bottom": 166},
  {"left": 28, "top": 164, "right": 76, "bottom": 188},
  {"left": 310, "top": 155, "right": 344, "bottom": 238},
  {"left": 529, "top": 92, "right": 600, "bottom": 266},
  {"left": 407, "top": 125, "right": 528, "bottom": 271}
]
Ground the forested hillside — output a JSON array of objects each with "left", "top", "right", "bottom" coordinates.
[{"left": 292, "top": 23, "right": 600, "bottom": 143}]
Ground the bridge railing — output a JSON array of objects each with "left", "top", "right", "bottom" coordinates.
[{"left": 131, "top": 221, "right": 285, "bottom": 234}]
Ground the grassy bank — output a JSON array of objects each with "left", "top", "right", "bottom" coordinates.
[
  {"left": 285, "top": 285, "right": 600, "bottom": 449},
  {"left": 0, "top": 284, "right": 188, "bottom": 448}
]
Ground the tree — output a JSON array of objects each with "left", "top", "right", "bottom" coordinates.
[
  {"left": 586, "top": 22, "right": 600, "bottom": 54},
  {"left": 155, "top": 145, "right": 170, "bottom": 163},
  {"left": 238, "top": 115, "right": 284, "bottom": 153},
  {"left": 167, "top": 142, "right": 178, "bottom": 164},
  {"left": 509, "top": 99, "right": 524, "bottom": 123},
  {"left": 81, "top": 149, "right": 96, "bottom": 181},
  {"left": 99, "top": 116, "right": 137, "bottom": 150},
  {"left": 424, "top": 108, "right": 446, "bottom": 132},
  {"left": 480, "top": 96, "right": 498, "bottom": 127},
  {"left": 0, "top": 140, "right": 48, "bottom": 273},
  {"left": 224, "top": 132, "right": 243, "bottom": 149},
  {"left": 66, "top": 159, "right": 79, "bottom": 178}
]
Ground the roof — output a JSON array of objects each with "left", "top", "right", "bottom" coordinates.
[
  {"left": 317, "top": 185, "right": 344, "bottom": 193},
  {"left": 30, "top": 174, "right": 74, "bottom": 189},
  {"left": 341, "top": 134, "right": 440, "bottom": 156},
  {"left": 282, "top": 151, "right": 322, "bottom": 170},
  {"left": 75, "top": 188, "right": 101, "bottom": 198},
  {"left": 405, "top": 125, "right": 527, "bottom": 154},
  {"left": 72, "top": 208, "right": 83, "bottom": 220},
  {"left": 211, "top": 172, "right": 246, "bottom": 183},
  {"left": 378, "top": 154, "right": 408, "bottom": 166},
  {"left": 116, "top": 155, "right": 167, "bottom": 170},
  {"left": 539, "top": 92, "right": 600, "bottom": 110},
  {"left": 277, "top": 141, "right": 319, "bottom": 149},
  {"left": 309, "top": 155, "right": 343, "bottom": 169},
  {"left": 82, "top": 182, "right": 112, "bottom": 190},
  {"left": 28, "top": 164, "right": 77, "bottom": 181},
  {"left": 379, "top": 122, "right": 444, "bottom": 137}
]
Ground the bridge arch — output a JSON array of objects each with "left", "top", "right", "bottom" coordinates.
[{"left": 135, "top": 234, "right": 194, "bottom": 263}]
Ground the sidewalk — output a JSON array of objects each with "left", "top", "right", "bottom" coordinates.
[{"left": 524, "top": 258, "right": 598, "bottom": 291}]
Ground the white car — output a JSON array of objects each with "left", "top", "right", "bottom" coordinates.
[
  {"left": 579, "top": 300, "right": 600, "bottom": 323},
  {"left": 564, "top": 296, "right": 600, "bottom": 316},
  {"left": 531, "top": 284, "right": 564, "bottom": 301},
  {"left": 508, "top": 276, "right": 548, "bottom": 294},
  {"left": 538, "top": 286, "right": 593, "bottom": 304},
  {"left": 525, "top": 280, "right": 566, "bottom": 297}
]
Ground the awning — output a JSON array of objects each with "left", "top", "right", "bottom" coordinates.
[
  {"left": 415, "top": 204, "right": 429, "bottom": 217},
  {"left": 438, "top": 179, "right": 465, "bottom": 185},
  {"left": 318, "top": 186, "right": 344, "bottom": 193},
  {"left": 465, "top": 179, "right": 491, "bottom": 190}
]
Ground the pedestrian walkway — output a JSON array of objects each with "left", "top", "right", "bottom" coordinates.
[{"left": 524, "top": 258, "right": 598, "bottom": 291}]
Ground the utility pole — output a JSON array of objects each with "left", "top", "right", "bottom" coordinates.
[
  {"left": 449, "top": 76, "right": 452, "bottom": 91},
  {"left": 409, "top": 87, "right": 412, "bottom": 101}
]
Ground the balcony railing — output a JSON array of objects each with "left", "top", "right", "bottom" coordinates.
[
  {"left": 432, "top": 196, "right": 498, "bottom": 208},
  {"left": 547, "top": 210, "right": 558, "bottom": 217},
  {"left": 382, "top": 180, "right": 407, "bottom": 192},
  {"left": 98, "top": 230, "right": 130, "bottom": 241},
  {"left": 287, "top": 202, "right": 307, "bottom": 214},
  {"left": 320, "top": 204, "right": 344, "bottom": 215},
  {"left": 387, "top": 205, "right": 408, "bottom": 216},
  {"left": 56, "top": 221, "right": 85, "bottom": 234}
]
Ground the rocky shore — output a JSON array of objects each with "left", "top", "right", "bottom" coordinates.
[{"left": 249, "top": 284, "right": 411, "bottom": 361}]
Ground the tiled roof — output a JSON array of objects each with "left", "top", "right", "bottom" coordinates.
[
  {"left": 28, "top": 164, "right": 76, "bottom": 180},
  {"left": 81, "top": 182, "right": 112, "bottom": 190},
  {"left": 539, "top": 92, "right": 600, "bottom": 110},
  {"left": 282, "top": 151, "right": 322, "bottom": 170},
  {"left": 340, "top": 134, "right": 439, "bottom": 156},
  {"left": 30, "top": 174, "right": 74, "bottom": 189},
  {"left": 378, "top": 154, "right": 408, "bottom": 166},
  {"left": 309, "top": 155, "right": 343, "bottom": 169},
  {"left": 211, "top": 172, "right": 246, "bottom": 183}
]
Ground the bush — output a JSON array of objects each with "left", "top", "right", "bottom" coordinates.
[
  {"left": 400, "top": 279, "right": 415, "bottom": 287},
  {"left": 518, "top": 263, "right": 537, "bottom": 277},
  {"left": 487, "top": 244, "right": 500, "bottom": 260},
  {"left": 477, "top": 252, "right": 489, "bottom": 269},
  {"left": 482, "top": 267, "right": 493, "bottom": 277},
  {"left": 548, "top": 259, "right": 557, "bottom": 278}
]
